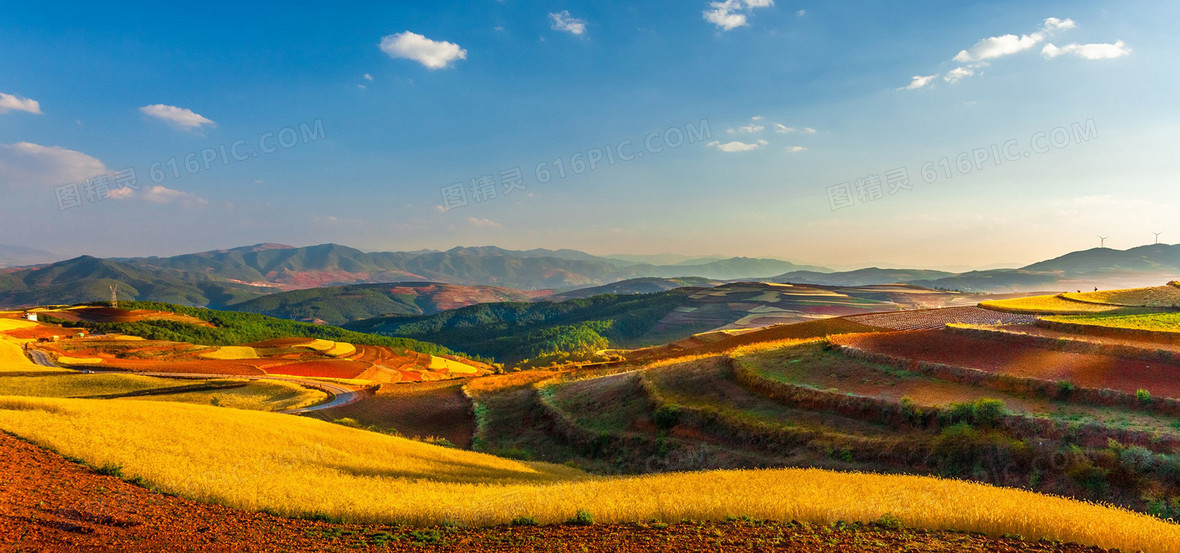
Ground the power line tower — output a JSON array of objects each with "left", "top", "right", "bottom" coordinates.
[{"left": 108, "top": 283, "right": 119, "bottom": 308}]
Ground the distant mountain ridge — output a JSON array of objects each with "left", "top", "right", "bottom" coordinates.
[
  {"left": 773, "top": 245, "right": 1180, "bottom": 293},
  {"left": 2, "top": 242, "right": 1178, "bottom": 309},
  {"left": 118, "top": 243, "right": 818, "bottom": 291},
  {"left": 0, "top": 244, "right": 60, "bottom": 268}
]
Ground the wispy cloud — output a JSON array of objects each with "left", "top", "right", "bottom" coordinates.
[
  {"left": 707, "top": 139, "right": 768, "bottom": 153},
  {"left": 139, "top": 104, "right": 216, "bottom": 132},
  {"left": 901, "top": 17, "right": 1124, "bottom": 91},
  {"left": 784, "top": 145, "right": 807, "bottom": 153},
  {"left": 0, "top": 142, "right": 106, "bottom": 189},
  {"left": 953, "top": 17, "right": 1074, "bottom": 63},
  {"left": 703, "top": 0, "right": 775, "bottom": 32},
  {"left": 467, "top": 217, "right": 502, "bottom": 228},
  {"left": 111, "top": 184, "right": 207, "bottom": 206},
  {"left": 549, "top": 11, "right": 587, "bottom": 36},
  {"left": 0, "top": 92, "right": 42, "bottom": 115},
  {"left": 1043, "top": 40, "right": 1130, "bottom": 60},
  {"left": 379, "top": 31, "right": 467, "bottom": 70},
  {"left": 899, "top": 75, "right": 937, "bottom": 91}
]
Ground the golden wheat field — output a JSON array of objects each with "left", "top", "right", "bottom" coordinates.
[
  {"left": 126, "top": 379, "right": 327, "bottom": 411},
  {"left": 0, "top": 333, "right": 68, "bottom": 373},
  {"left": 0, "top": 373, "right": 187, "bottom": 398},
  {"left": 978, "top": 294, "right": 1123, "bottom": 314},
  {"left": 0, "top": 396, "right": 1176, "bottom": 552},
  {"left": 1061, "top": 284, "right": 1180, "bottom": 307}
]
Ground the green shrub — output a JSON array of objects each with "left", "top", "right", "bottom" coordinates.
[
  {"left": 652, "top": 405, "right": 681, "bottom": 430},
  {"left": 568, "top": 509, "right": 595, "bottom": 525},
  {"left": 1056, "top": 380, "right": 1076, "bottom": 400},
  {"left": 1136, "top": 389, "right": 1152, "bottom": 405},
  {"left": 511, "top": 516, "right": 538, "bottom": 526}
]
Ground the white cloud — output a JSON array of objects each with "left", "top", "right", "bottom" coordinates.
[
  {"left": 0, "top": 142, "right": 107, "bottom": 189},
  {"left": 801, "top": 127, "right": 817, "bottom": 134},
  {"left": 467, "top": 217, "right": 502, "bottom": 228},
  {"left": 363, "top": 73, "right": 373, "bottom": 81},
  {"left": 737, "top": 123, "right": 764, "bottom": 134},
  {"left": 943, "top": 66, "right": 975, "bottom": 84},
  {"left": 703, "top": 0, "right": 775, "bottom": 31},
  {"left": 111, "top": 184, "right": 207, "bottom": 206},
  {"left": 900, "top": 75, "right": 937, "bottom": 90},
  {"left": 774, "top": 123, "right": 795, "bottom": 133},
  {"left": 1043, "top": 40, "right": 1130, "bottom": 60},
  {"left": 900, "top": 17, "right": 1125, "bottom": 91},
  {"left": 549, "top": 11, "right": 587, "bottom": 35},
  {"left": 953, "top": 18, "right": 1074, "bottom": 63},
  {"left": 379, "top": 31, "right": 468, "bottom": 70},
  {"left": 0, "top": 93, "right": 42, "bottom": 115},
  {"left": 784, "top": 146, "right": 807, "bottom": 152},
  {"left": 139, "top": 104, "right": 216, "bottom": 132},
  {"left": 707, "top": 139, "right": 768, "bottom": 152}
]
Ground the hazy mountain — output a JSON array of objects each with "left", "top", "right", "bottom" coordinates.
[
  {"left": 773, "top": 268, "right": 956, "bottom": 287},
  {"left": 121, "top": 243, "right": 819, "bottom": 291},
  {"left": 0, "top": 256, "right": 270, "bottom": 309},
  {"left": 0, "top": 244, "right": 60, "bottom": 268},
  {"left": 543, "top": 277, "right": 722, "bottom": 301},
  {"left": 226, "top": 281, "right": 550, "bottom": 325},
  {"left": 1021, "top": 244, "right": 1180, "bottom": 275}
]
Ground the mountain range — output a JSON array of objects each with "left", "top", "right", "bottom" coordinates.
[{"left": 0, "top": 242, "right": 1178, "bottom": 310}]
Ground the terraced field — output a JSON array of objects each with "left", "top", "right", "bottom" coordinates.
[
  {"left": 844, "top": 307, "right": 1037, "bottom": 331},
  {"left": 833, "top": 329, "right": 1180, "bottom": 399}
]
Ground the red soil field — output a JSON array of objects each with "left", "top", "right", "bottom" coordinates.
[
  {"left": 96, "top": 359, "right": 265, "bottom": 376},
  {"left": 835, "top": 329, "right": 1180, "bottom": 399},
  {"left": 263, "top": 359, "right": 373, "bottom": 379},
  {"left": 245, "top": 337, "right": 316, "bottom": 348},
  {"left": 43, "top": 307, "right": 213, "bottom": 327},
  {"left": 1, "top": 326, "right": 84, "bottom": 340}
]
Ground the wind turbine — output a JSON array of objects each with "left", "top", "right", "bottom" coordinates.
[
  {"left": 1154, "top": 232, "right": 1162, "bottom": 245},
  {"left": 1098, "top": 236, "right": 1109, "bottom": 249}
]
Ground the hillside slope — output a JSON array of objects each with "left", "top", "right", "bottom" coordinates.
[{"left": 227, "top": 282, "right": 550, "bottom": 325}]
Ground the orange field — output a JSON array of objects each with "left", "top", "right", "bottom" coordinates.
[{"left": 834, "top": 329, "right": 1180, "bottom": 399}]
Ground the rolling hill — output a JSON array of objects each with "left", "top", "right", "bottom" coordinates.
[
  {"left": 227, "top": 281, "right": 552, "bottom": 325},
  {"left": 122, "top": 243, "right": 816, "bottom": 291},
  {"left": 346, "top": 282, "right": 990, "bottom": 364},
  {"left": 0, "top": 256, "right": 271, "bottom": 309}
]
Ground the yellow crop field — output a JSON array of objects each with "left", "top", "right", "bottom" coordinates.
[
  {"left": 0, "top": 374, "right": 185, "bottom": 398},
  {"left": 1061, "top": 284, "right": 1180, "bottom": 308},
  {"left": 429, "top": 355, "right": 479, "bottom": 374},
  {"left": 128, "top": 379, "right": 327, "bottom": 411},
  {"left": 55, "top": 356, "right": 103, "bottom": 365},
  {"left": 0, "top": 336, "right": 68, "bottom": 373},
  {"left": 199, "top": 346, "right": 259, "bottom": 360},
  {"left": 979, "top": 294, "right": 1121, "bottom": 315},
  {"left": 0, "top": 396, "right": 1175, "bottom": 552},
  {"left": 0, "top": 318, "right": 38, "bottom": 332}
]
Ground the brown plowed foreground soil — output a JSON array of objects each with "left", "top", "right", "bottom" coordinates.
[
  {"left": 835, "top": 329, "right": 1180, "bottom": 398},
  {"left": 0, "top": 432, "right": 1112, "bottom": 553}
]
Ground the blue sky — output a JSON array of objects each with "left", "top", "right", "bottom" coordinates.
[{"left": 1, "top": 1, "right": 1176, "bottom": 270}]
